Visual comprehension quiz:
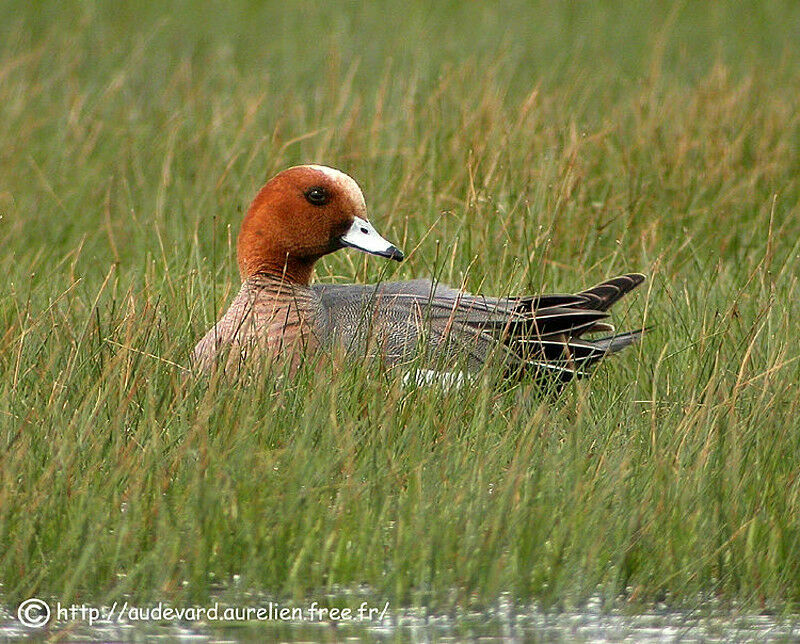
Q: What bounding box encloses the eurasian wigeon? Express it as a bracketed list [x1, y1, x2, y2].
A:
[192, 164, 646, 382]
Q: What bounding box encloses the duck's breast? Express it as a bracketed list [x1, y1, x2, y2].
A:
[194, 279, 322, 372]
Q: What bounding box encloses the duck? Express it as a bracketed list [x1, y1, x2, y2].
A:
[192, 164, 646, 383]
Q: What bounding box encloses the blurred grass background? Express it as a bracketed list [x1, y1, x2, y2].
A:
[2, 0, 800, 615]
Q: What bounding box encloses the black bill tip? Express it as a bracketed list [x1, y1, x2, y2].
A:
[381, 245, 404, 262]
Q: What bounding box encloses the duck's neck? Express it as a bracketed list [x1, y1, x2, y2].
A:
[240, 253, 316, 287]
[245, 267, 314, 293]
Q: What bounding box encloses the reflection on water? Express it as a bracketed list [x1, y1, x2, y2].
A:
[2, 595, 800, 642]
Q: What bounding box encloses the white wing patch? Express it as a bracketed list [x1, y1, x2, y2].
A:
[402, 369, 471, 390]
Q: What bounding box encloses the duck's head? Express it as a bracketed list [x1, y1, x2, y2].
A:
[237, 164, 403, 284]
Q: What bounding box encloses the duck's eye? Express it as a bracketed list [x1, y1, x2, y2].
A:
[304, 187, 329, 206]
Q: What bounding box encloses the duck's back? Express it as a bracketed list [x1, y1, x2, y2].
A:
[313, 274, 645, 381]
[313, 279, 477, 366]
[313, 278, 530, 370]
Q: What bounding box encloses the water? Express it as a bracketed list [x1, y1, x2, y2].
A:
[2, 594, 800, 642]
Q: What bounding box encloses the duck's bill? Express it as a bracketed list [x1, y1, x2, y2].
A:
[339, 217, 404, 261]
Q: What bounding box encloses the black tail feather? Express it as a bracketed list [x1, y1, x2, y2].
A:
[503, 274, 646, 383]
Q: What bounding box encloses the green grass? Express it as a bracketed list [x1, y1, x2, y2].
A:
[2, 0, 800, 616]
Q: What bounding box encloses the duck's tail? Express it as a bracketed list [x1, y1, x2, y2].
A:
[504, 273, 647, 383]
